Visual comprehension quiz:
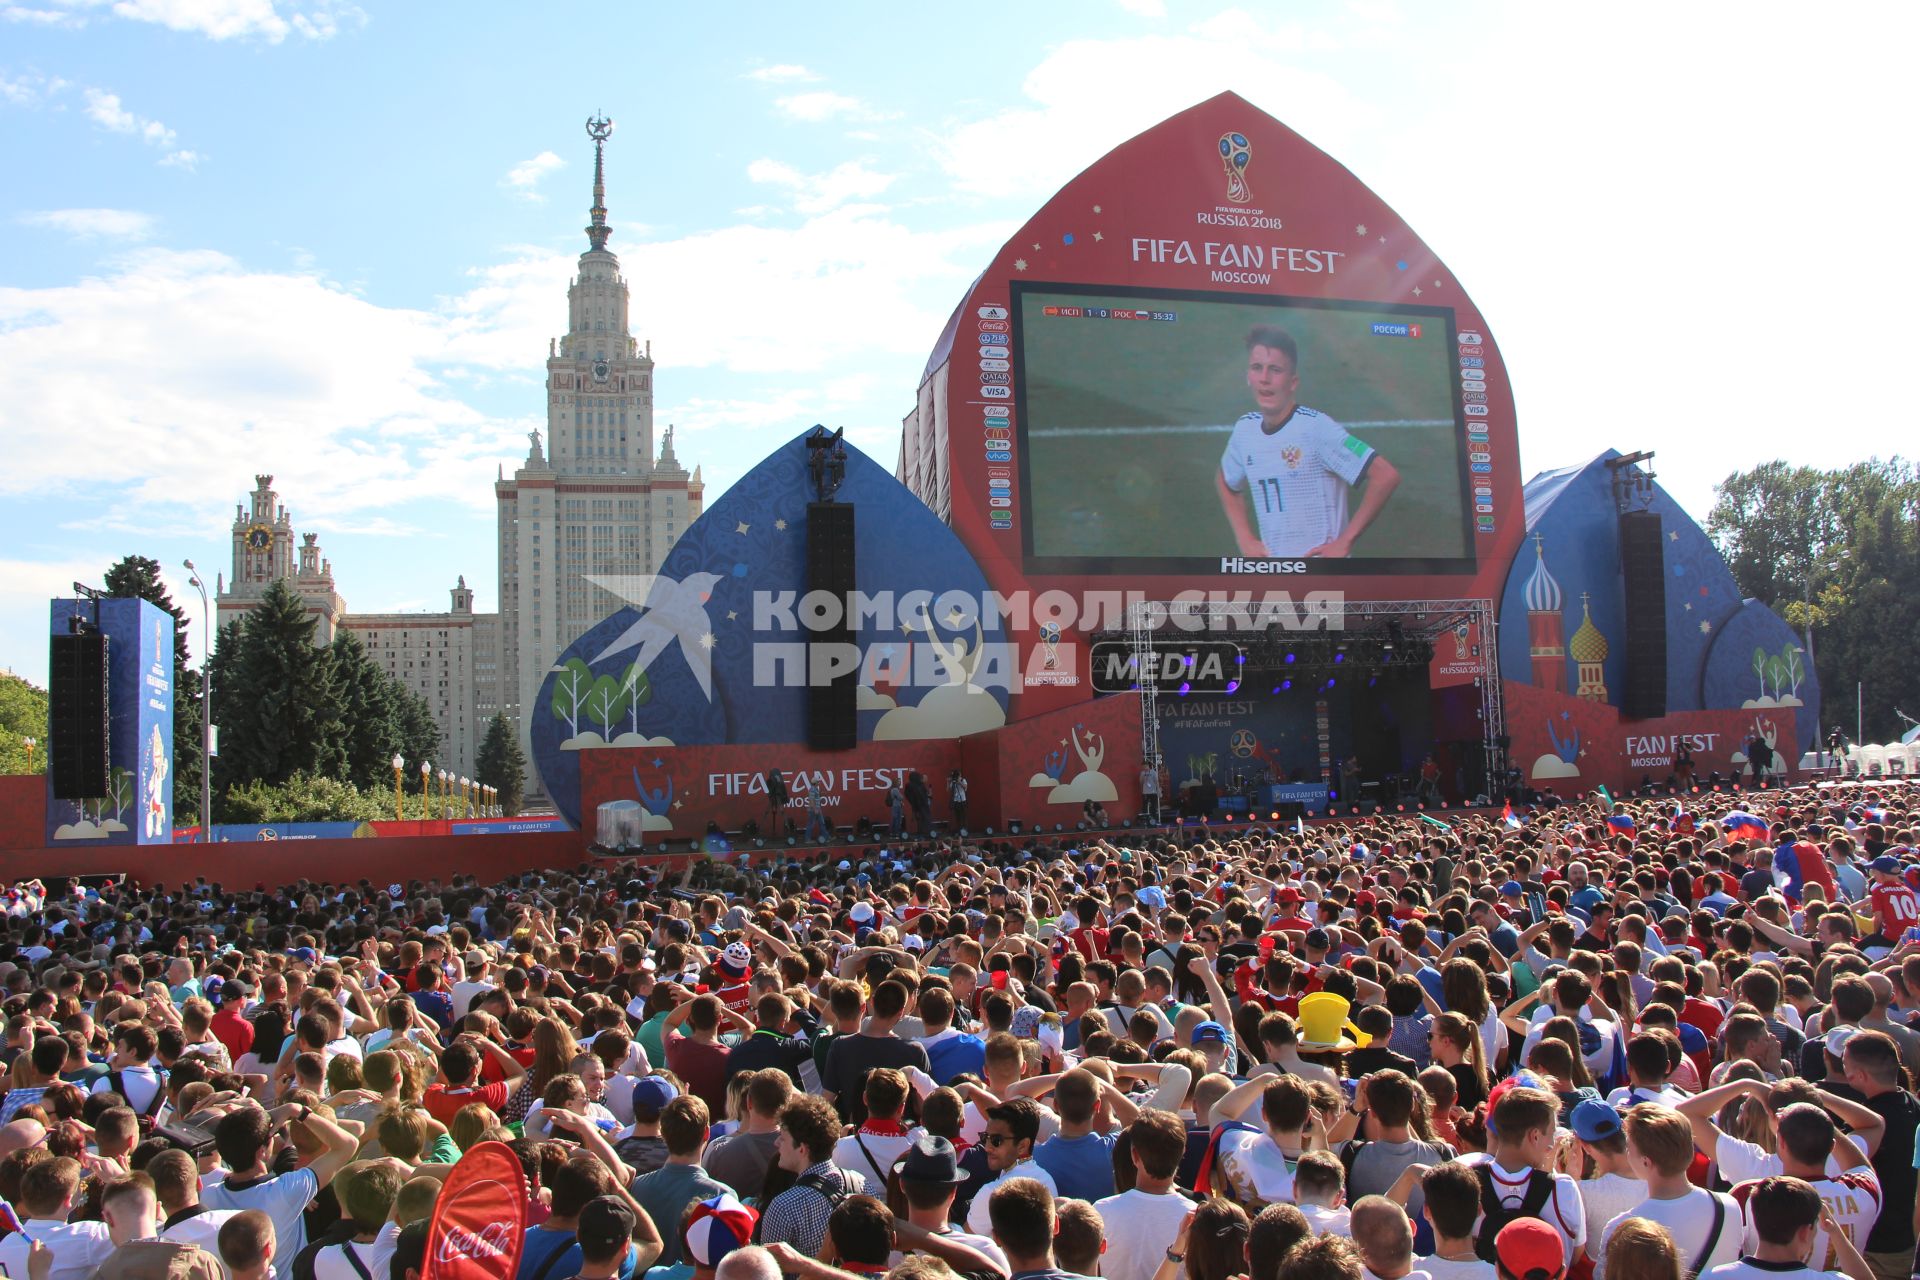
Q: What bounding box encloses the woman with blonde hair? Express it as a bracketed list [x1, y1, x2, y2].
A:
[1600, 1216, 1681, 1280]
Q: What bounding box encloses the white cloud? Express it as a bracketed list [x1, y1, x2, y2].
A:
[3, 0, 362, 40]
[17, 207, 155, 240]
[774, 90, 890, 123]
[1116, 0, 1165, 14]
[746, 63, 818, 83]
[82, 88, 189, 155]
[747, 157, 895, 215]
[159, 149, 201, 169]
[504, 150, 565, 201]
[935, 12, 1375, 199]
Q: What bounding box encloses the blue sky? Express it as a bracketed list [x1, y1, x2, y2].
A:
[3, 1, 1916, 685]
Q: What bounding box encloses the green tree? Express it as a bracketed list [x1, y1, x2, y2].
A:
[475, 712, 526, 816]
[392, 684, 442, 787]
[0, 673, 49, 775]
[221, 772, 387, 824]
[102, 554, 204, 816]
[330, 629, 405, 791]
[211, 579, 343, 791]
[1708, 457, 1920, 740]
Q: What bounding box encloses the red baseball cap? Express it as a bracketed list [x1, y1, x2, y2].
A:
[1275, 886, 1303, 904]
[1495, 1219, 1565, 1280]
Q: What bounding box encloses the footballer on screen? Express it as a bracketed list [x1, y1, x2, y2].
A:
[1216, 324, 1402, 558]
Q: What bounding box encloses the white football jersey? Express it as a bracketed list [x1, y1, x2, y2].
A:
[1219, 407, 1375, 555]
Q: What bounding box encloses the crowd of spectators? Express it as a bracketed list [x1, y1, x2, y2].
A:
[0, 776, 1917, 1280]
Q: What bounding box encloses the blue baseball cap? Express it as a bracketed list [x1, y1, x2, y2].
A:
[1500, 881, 1525, 897]
[1870, 855, 1904, 874]
[1569, 1099, 1623, 1143]
[1191, 1021, 1228, 1047]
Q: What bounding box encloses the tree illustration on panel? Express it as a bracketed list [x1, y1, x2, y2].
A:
[620, 662, 652, 736]
[551, 659, 592, 741]
[583, 672, 632, 741]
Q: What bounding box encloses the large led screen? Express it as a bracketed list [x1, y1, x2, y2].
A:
[1014, 283, 1478, 575]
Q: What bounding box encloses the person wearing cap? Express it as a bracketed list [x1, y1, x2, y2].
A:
[1563, 1100, 1640, 1264]
[1862, 854, 1918, 950]
[1492, 1219, 1566, 1280]
[893, 1133, 1009, 1274]
[210, 979, 255, 1064]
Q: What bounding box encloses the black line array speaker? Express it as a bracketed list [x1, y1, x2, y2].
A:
[1619, 510, 1668, 719]
[49, 631, 110, 799]
[806, 501, 858, 751]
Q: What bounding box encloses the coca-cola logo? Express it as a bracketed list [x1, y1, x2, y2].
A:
[437, 1218, 515, 1264]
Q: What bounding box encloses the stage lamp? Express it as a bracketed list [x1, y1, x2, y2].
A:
[1055, 823, 1064, 832]
[1177, 682, 1190, 696]
[753, 838, 764, 848]
[1270, 811, 1280, 820]
[1334, 652, 1346, 664]
[1396, 804, 1404, 812]
[1225, 680, 1239, 693]
[1271, 685, 1282, 695]
[1369, 676, 1378, 688]
[1325, 678, 1336, 689]
[1285, 652, 1296, 664]
[1282, 679, 1292, 690]
[787, 836, 796, 846]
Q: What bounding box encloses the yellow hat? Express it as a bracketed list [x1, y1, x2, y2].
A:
[1297, 991, 1370, 1052]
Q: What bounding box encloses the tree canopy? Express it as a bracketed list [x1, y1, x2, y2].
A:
[1707, 457, 1920, 741]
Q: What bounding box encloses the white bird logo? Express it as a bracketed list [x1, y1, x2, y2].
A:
[584, 571, 724, 700]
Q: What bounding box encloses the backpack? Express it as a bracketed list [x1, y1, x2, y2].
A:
[111, 1068, 166, 1137]
[752, 1167, 854, 1242]
[1472, 1164, 1556, 1263]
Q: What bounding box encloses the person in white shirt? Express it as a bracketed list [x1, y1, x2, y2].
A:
[1604, 1031, 1692, 1110]
[311, 1160, 405, 1280]
[1563, 1100, 1646, 1256]
[1208, 1073, 1315, 1210]
[201, 1102, 359, 1259]
[966, 1099, 1059, 1237]
[0, 1157, 115, 1280]
[89, 1022, 165, 1118]
[1596, 1104, 1741, 1278]
[1704, 1174, 1872, 1280]
[1292, 1151, 1351, 1236]
[1455, 1086, 1586, 1267]
[1095, 1111, 1194, 1280]
[1727, 1104, 1880, 1275]
[1415, 1165, 1496, 1280]
[150, 1148, 242, 1256]
[833, 1068, 917, 1190]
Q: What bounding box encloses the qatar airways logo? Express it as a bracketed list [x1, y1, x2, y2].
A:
[437, 1220, 515, 1264]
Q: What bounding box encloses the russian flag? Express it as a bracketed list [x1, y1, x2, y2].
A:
[1607, 813, 1636, 834]
[1722, 811, 1769, 842]
[0, 1197, 34, 1240]
[1502, 801, 1523, 830]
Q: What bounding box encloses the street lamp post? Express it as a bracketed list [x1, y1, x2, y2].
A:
[391, 755, 404, 821]
[183, 561, 212, 836]
[420, 761, 432, 818]
[460, 775, 471, 818]
[22, 736, 35, 769]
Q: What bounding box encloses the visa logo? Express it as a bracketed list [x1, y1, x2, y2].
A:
[1459, 356, 1484, 368]
[1464, 404, 1488, 416]
[978, 306, 1009, 320]
[981, 386, 1011, 398]
[1457, 331, 1484, 345]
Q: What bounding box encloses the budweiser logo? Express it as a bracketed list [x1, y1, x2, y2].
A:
[437, 1220, 515, 1264]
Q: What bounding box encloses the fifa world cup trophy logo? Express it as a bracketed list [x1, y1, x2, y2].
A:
[1039, 621, 1061, 671]
[1453, 622, 1472, 661]
[1218, 132, 1252, 205]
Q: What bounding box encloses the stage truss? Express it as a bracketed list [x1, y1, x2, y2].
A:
[1128, 597, 1506, 806]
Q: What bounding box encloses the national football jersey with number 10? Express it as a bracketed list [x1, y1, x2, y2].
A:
[1220, 407, 1375, 556]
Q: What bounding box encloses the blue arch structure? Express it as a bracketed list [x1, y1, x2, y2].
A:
[1496, 449, 1820, 754]
[531, 432, 1008, 829]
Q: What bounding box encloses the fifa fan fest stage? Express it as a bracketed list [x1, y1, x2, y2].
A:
[3, 92, 1823, 886]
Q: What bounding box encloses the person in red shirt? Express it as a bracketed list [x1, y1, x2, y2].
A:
[209, 982, 255, 1064]
[1265, 887, 1311, 935]
[664, 993, 748, 1114]
[711, 942, 756, 1016]
[1865, 853, 1919, 945]
[423, 1032, 527, 1125]
[1066, 895, 1110, 961]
